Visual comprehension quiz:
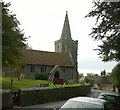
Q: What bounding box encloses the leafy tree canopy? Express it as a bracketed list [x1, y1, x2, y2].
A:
[84, 73, 98, 86]
[111, 63, 120, 86]
[86, 0, 120, 61]
[2, 2, 28, 66]
[100, 70, 106, 76]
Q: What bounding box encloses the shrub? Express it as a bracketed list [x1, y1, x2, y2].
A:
[34, 72, 48, 80]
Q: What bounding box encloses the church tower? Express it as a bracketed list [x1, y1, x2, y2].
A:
[55, 11, 78, 73]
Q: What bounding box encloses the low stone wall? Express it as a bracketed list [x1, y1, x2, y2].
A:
[1, 85, 91, 108]
[2, 91, 13, 109]
[94, 84, 113, 91]
[19, 85, 91, 106]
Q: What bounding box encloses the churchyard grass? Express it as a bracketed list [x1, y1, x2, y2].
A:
[1, 77, 81, 91]
[1, 77, 49, 91]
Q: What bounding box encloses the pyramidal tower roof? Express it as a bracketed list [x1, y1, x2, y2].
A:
[60, 11, 72, 40]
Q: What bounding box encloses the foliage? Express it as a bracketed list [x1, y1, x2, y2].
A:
[84, 73, 98, 86]
[100, 70, 106, 76]
[86, 0, 120, 61]
[2, 2, 28, 66]
[0, 2, 1, 33]
[111, 63, 120, 86]
[34, 72, 49, 80]
[10, 62, 24, 75]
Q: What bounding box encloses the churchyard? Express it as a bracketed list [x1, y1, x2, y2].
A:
[1, 77, 81, 91]
[2, 76, 91, 109]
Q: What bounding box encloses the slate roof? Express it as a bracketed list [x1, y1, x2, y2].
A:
[20, 49, 73, 67]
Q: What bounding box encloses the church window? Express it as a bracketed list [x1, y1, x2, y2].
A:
[31, 66, 35, 72]
[40, 66, 46, 73]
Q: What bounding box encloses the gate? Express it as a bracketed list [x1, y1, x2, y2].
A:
[12, 91, 20, 105]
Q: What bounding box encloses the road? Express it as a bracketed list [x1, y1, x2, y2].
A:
[14, 100, 66, 109]
[13, 89, 114, 109]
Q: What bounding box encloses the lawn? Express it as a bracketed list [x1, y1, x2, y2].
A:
[1, 77, 81, 91]
[1, 77, 50, 91]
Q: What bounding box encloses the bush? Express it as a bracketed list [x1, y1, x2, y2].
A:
[34, 73, 48, 80]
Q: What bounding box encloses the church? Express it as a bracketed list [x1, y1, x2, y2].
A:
[4, 12, 78, 82]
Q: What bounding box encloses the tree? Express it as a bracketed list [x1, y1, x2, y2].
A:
[100, 70, 106, 76]
[86, 1, 120, 61]
[2, 2, 28, 66]
[84, 73, 98, 86]
[111, 63, 120, 93]
[0, 2, 2, 64]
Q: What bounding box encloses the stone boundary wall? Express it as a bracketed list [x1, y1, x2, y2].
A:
[2, 91, 13, 109]
[19, 85, 91, 106]
[2, 85, 91, 108]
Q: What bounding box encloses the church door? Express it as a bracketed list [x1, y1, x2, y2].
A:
[54, 71, 60, 79]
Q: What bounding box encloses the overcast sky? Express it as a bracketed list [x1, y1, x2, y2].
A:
[3, 0, 117, 75]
